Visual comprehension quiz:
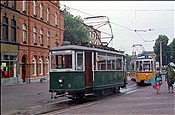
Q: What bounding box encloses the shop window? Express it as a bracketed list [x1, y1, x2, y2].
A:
[1, 54, 17, 78]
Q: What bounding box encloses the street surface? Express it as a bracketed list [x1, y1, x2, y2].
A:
[44, 80, 175, 115]
[1, 76, 175, 115]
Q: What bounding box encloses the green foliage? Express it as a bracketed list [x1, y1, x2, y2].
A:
[63, 9, 90, 44]
[169, 38, 175, 63]
[125, 54, 132, 71]
[153, 35, 175, 65]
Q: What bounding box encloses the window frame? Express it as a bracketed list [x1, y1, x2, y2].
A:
[22, 24, 27, 43]
[11, 19, 16, 42]
[33, 26, 37, 44]
[33, 0, 36, 16]
[22, 0, 26, 11]
[2, 16, 8, 41]
[40, 3, 43, 18]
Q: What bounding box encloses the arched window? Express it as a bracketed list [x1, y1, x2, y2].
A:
[22, 24, 27, 43]
[22, 0, 26, 11]
[46, 8, 50, 22]
[55, 12, 58, 26]
[47, 32, 50, 46]
[39, 57, 43, 75]
[2, 16, 8, 41]
[11, 19, 16, 42]
[46, 58, 49, 74]
[40, 29, 43, 45]
[33, 26, 37, 44]
[32, 56, 37, 75]
[40, 3, 43, 18]
[33, 0, 36, 15]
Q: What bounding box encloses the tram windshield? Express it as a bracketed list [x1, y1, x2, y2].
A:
[51, 50, 72, 69]
[136, 60, 153, 72]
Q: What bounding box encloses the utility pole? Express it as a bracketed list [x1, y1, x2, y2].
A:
[160, 41, 162, 70]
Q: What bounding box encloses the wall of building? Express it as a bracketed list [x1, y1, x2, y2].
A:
[1, 1, 64, 85]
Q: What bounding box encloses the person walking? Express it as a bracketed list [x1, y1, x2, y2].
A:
[155, 67, 162, 94]
[166, 63, 175, 93]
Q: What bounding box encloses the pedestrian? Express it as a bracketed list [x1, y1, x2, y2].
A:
[166, 63, 175, 93]
[155, 67, 162, 94]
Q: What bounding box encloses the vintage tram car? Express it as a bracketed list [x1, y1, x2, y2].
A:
[49, 43, 127, 100]
[130, 55, 156, 86]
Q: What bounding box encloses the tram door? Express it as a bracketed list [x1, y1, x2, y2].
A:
[85, 52, 93, 87]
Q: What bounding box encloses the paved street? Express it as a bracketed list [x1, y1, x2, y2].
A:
[46, 80, 175, 115]
[1, 77, 175, 115]
[1, 81, 67, 115]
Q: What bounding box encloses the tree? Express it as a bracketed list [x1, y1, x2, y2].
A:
[125, 54, 132, 71]
[168, 38, 175, 63]
[63, 8, 90, 44]
[153, 35, 169, 65]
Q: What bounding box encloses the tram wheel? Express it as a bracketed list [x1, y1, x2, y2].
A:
[113, 87, 120, 94]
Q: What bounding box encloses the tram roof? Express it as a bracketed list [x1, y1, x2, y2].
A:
[50, 45, 125, 56]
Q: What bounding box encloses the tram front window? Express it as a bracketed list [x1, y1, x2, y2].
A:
[143, 63, 151, 71]
[51, 50, 72, 69]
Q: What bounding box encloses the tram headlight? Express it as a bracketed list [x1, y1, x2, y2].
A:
[58, 76, 64, 83]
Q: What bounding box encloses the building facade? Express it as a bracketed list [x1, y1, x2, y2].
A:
[1, 1, 64, 85]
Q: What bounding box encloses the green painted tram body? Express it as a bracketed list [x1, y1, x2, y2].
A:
[50, 71, 124, 91]
[49, 44, 127, 99]
[50, 72, 85, 91]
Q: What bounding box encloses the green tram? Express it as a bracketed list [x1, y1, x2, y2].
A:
[49, 43, 127, 100]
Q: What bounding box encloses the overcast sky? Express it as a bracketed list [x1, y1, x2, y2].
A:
[60, 1, 174, 55]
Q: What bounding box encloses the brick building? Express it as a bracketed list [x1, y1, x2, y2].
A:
[1, 1, 64, 85]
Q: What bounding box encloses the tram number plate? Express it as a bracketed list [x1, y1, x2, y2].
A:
[144, 80, 150, 83]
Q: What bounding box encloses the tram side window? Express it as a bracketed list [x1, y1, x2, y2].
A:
[97, 55, 106, 70]
[51, 54, 72, 69]
[107, 54, 116, 70]
[76, 52, 83, 70]
[131, 63, 134, 71]
[116, 58, 122, 70]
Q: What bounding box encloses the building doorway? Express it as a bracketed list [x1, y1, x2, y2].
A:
[22, 55, 27, 82]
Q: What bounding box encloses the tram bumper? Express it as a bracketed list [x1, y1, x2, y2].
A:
[144, 79, 150, 84]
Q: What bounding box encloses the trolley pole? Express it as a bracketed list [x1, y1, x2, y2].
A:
[160, 41, 162, 70]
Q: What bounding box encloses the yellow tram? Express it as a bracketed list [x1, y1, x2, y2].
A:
[130, 55, 156, 86]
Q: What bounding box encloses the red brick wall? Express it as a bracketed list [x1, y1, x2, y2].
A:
[1, 1, 64, 82]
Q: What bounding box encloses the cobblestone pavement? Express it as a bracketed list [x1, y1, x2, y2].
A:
[2, 76, 174, 115]
[1, 82, 66, 115]
[46, 80, 175, 115]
